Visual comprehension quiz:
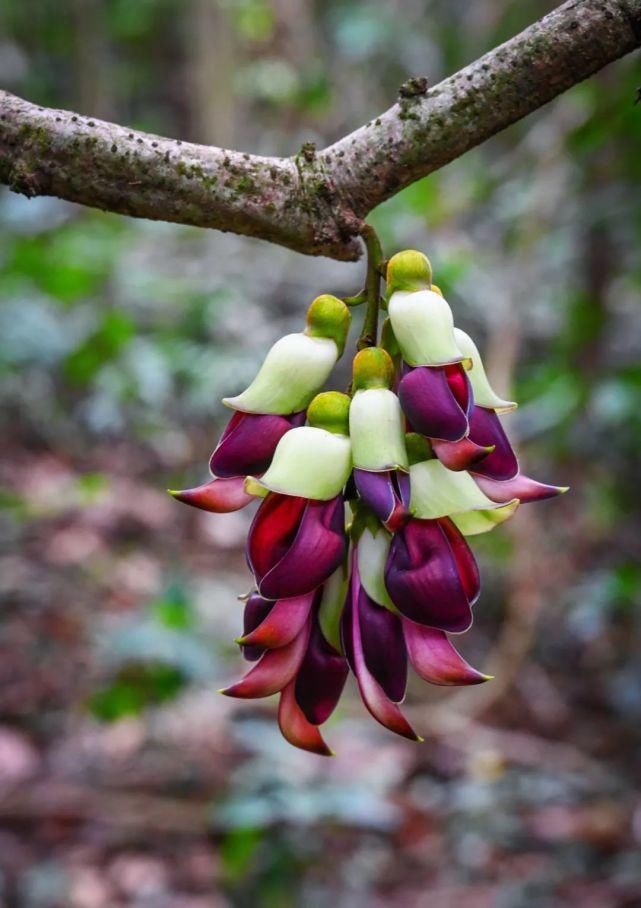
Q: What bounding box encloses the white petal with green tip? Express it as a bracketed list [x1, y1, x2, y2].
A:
[349, 389, 408, 472]
[358, 527, 397, 611]
[388, 289, 464, 366]
[454, 328, 516, 413]
[410, 459, 518, 531]
[223, 333, 337, 415]
[254, 426, 352, 500]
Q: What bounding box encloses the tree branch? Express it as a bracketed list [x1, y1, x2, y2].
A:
[1, 0, 640, 261]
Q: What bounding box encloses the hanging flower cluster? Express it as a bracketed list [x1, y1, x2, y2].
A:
[171, 250, 566, 755]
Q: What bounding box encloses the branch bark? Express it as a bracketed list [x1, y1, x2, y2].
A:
[1, 0, 640, 260]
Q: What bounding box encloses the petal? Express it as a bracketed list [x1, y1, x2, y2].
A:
[353, 469, 410, 529]
[385, 519, 473, 633]
[358, 593, 407, 702]
[220, 618, 311, 698]
[247, 493, 307, 582]
[237, 591, 315, 649]
[168, 477, 254, 513]
[210, 410, 305, 479]
[278, 680, 333, 756]
[349, 389, 408, 471]
[255, 426, 352, 501]
[402, 619, 490, 686]
[410, 459, 515, 521]
[251, 496, 348, 600]
[431, 436, 494, 472]
[240, 592, 274, 661]
[438, 517, 481, 605]
[388, 289, 464, 366]
[342, 564, 421, 741]
[357, 525, 396, 611]
[295, 614, 349, 724]
[454, 328, 516, 412]
[474, 473, 569, 503]
[223, 332, 338, 415]
[318, 564, 349, 654]
[398, 366, 469, 442]
[468, 407, 519, 481]
[451, 500, 519, 536]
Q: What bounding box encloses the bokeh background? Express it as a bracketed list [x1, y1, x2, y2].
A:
[1, 1, 641, 906]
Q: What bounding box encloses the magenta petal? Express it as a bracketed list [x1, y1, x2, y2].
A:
[474, 473, 567, 503]
[353, 469, 410, 530]
[210, 410, 305, 478]
[221, 618, 311, 699]
[468, 407, 518, 481]
[239, 591, 315, 649]
[358, 593, 407, 702]
[251, 495, 347, 601]
[431, 436, 494, 472]
[294, 613, 348, 725]
[342, 561, 421, 741]
[169, 477, 253, 512]
[439, 517, 481, 606]
[385, 519, 473, 633]
[278, 680, 333, 756]
[240, 592, 274, 661]
[402, 618, 490, 686]
[398, 365, 469, 442]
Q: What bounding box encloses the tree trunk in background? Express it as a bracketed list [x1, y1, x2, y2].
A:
[187, 0, 237, 147]
[70, 0, 115, 121]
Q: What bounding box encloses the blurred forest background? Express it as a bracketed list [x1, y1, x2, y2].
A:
[1, 1, 641, 906]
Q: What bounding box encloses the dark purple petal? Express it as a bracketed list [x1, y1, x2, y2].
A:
[278, 680, 333, 756]
[210, 410, 305, 478]
[358, 593, 407, 702]
[474, 473, 569, 503]
[402, 618, 490, 686]
[385, 519, 473, 633]
[353, 469, 410, 530]
[240, 592, 274, 661]
[398, 365, 469, 442]
[468, 406, 518, 481]
[238, 591, 315, 650]
[431, 436, 494, 472]
[294, 612, 348, 725]
[221, 617, 311, 698]
[248, 494, 347, 600]
[169, 477, 254, 512]
[341, 555, 421, 741]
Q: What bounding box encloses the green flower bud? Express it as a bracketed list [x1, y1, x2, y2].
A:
[352, 346, 395, 392]
[386, 249, 432, 299]
[307, 391, 351, 436]
[305, 294, 352, 357]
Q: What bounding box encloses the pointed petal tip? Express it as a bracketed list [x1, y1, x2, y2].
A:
[559, 486, 570, 494]
[481, 673, 494, 681]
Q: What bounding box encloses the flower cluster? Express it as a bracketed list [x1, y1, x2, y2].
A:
[171, 251, 566, 755]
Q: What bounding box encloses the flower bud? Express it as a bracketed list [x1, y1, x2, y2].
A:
[305, 294, 352, 357]
[409, 459, 519, 534]
[386, 250, 433, 297]
[307, 390, 351, 436]
[249, 420, 351, 501]
[454, 328, 516, 413]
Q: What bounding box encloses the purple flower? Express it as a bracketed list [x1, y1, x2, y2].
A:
[398, 362, 473, 441]
[353, 468, 411, 531]
[384, 517, 479, 632]
[247, 492, 347, 600]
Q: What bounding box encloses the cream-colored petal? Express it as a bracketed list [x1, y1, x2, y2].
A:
[452, 500, 519, 535]
[357, 526, 397, 611]
[349, 388, 408, 472]
[254, 426, 352, 500]
[223, 333, 337, 415]
[454, 328, 517, 413]
[388, 289, 464, 366]
[410, 459, 518, 528]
